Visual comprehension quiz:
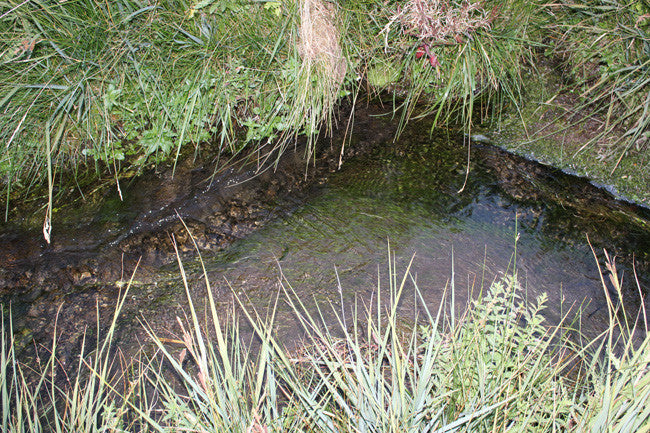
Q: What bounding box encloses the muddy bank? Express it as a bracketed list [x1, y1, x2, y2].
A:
[2, 107, 390, 284]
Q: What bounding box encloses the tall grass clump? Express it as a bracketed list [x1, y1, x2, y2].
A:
[544, 0, 650, 173]
[572, 249, 650, 432]
[258, 261, 577, 431]
[3, 247, 649, 431]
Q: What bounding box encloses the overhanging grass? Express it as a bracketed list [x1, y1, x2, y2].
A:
[360, 0, 540, 136]
[1, 0, 349, 213]
[1, 0, 541, 223]
[3, 1, 649, 225]
[2, 249, 648, 432]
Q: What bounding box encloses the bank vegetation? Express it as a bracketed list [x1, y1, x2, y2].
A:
[1, 0, 649, 228]
[2, 249, 649, 432]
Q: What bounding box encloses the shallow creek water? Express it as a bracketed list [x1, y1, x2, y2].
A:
[1, 108, 649, 365]
[192, 129, 650, 344]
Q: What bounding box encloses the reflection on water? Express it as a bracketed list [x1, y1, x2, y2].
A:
[191, 128, 649, 342]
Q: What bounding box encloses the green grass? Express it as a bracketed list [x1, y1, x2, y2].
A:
[9, 0, 649, 214]
[7, 0, 650, 216]
[543, 0, 650, 173]
[1, 0, 542, 222]
[1, 0, 349, 215]
[2, 246, 649, 432]
[2, 1, 649, 220]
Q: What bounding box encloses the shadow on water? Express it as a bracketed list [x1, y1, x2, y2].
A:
[1, 106, 649, 368]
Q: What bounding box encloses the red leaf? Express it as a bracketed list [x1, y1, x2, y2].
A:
[429, 52, 440, 68]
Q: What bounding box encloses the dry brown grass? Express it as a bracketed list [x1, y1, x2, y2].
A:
[298, 0, 346, 85]
[389, 0, 494, 44]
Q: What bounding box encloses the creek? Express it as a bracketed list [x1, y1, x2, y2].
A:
[1, 106, 649, 366]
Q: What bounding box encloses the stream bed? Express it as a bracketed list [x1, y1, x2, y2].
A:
[1, 107, 649, 367]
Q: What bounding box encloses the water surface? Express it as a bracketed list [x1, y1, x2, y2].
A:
[176, 126, 650, 343]
[2, 112, 649, 361]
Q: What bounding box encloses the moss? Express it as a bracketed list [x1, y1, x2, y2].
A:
[483, 64, 650, 207]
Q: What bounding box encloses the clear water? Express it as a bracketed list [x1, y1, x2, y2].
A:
[177, 128, 650, 342]
[3, 114, 649, 359]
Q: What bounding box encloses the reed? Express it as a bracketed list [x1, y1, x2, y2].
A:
[2, 246, 648, 431]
